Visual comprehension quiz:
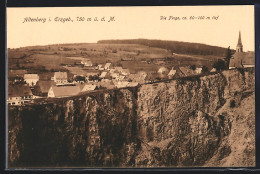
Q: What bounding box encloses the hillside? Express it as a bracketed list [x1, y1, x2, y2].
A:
[8, 41, 225, 75]
[98, 39, 234, 57]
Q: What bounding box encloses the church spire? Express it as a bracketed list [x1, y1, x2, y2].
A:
[236, 31, 243, 52]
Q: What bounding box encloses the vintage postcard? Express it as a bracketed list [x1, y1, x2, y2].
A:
[6, 6, 255, 168]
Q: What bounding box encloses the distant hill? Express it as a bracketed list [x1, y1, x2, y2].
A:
[98, 39, 234, 57]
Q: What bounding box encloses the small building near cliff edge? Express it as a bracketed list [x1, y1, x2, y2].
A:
[8, 84, 33, 105]
[48, 85, 81, 98]
[229, 31, 255, 69]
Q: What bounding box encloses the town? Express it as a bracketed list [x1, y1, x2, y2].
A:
[8, 32, 254, 106]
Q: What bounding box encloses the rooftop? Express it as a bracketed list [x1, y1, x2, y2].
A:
[8, 84, 32, 97]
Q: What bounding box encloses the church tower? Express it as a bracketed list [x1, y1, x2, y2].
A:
[236, 31, 243, 52]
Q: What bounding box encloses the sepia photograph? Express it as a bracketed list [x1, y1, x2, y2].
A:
[6, 6, 255, 168]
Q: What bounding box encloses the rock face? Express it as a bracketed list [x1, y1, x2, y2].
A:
[8, 68, 255, 168]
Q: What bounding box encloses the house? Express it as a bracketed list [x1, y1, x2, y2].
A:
[195, 67, 202, 74]
[121, 69, 130, 76]
[104, 63, 112, 70]
[118, 75, 127, 80]
[9, 69, 28, 77]
[99, 71, 109, 79]
[210, 68, 216, 72]
[96, 81, 115, 89]
[81, 59, 93, 67]
[53, 72, 68, 84]
[113, 81, 129, 88]
[158, 67, 169, 74]
[129, 71, 148, 84]
[97, 64, 104, 70]
[179, 66, 196, 77]
[229, 32, 255, 69]
[8, 84, 33, 105]
[138, 71, 148, 80]
[158, 67, 169, 79]
[168, 69, 176, 77]
[33, 80, 55, 97]
[114, 66, 123, 73]
[127, 82, 139, 87]
[81, 84, 97, 92]
[24, 74, 39, 86]
[110, 72, 120, 80]
[85, 70, 100, 77]
[113, 81, 139, 88]
[168, 67, 185, 79]
[48, 85, 81, 98]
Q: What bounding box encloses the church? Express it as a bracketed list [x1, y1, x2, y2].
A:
[229, 31, 254, 69]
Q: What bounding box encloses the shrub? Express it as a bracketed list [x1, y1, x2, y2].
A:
[213, 59, 227, 71]
[202, 66, 209, 73]
[189, 65, 196, 70]
[230, 100, 236, 108]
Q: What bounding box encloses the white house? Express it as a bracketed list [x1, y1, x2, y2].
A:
[158, 67, 169, 74]
[195, 68, 202, 74]
[53, 72, 68, 84]
[168, 69, 176, 77]
[99, 72, 108, 79]
[104, 63, 112, 70]
[97, 64, 104, 70]
[114, 66, 123, 73]
[110, 72, 119, 79]
[81, 59, 93, 67]
[24, 74, 39, 86]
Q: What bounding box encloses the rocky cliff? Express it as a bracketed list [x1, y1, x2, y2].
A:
[8, 68, 255, 168]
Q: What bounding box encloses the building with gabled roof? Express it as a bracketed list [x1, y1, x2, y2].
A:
[24, 74, 39, 86]
[158, 67, 169, 74]
[34, 80, 55, 97]
[210, 68, 216, 72]
[48, 85, 81, 98]
[81, 59, 93, 67]
[114, 66, 123, 72]
[97, 64, 104, 70]
[168, 69, 176, 77]
[8, 84, 33, 105]
[53, 72, 68, 84]
[195, 67, 202, 74]
[99, 71, 109, 79]
[96, 81, 115, 89]
[104, 63, 112, 70]
[9, 69, 28, 77]
[121, 69, 130, 76]
[81, 84, 97, 92]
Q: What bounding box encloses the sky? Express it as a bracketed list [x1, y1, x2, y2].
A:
[7, 6, 254, 51]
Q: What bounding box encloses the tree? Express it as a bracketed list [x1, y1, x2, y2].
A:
[224, 46, 232, 69]
[74, 76, 85, 82]
[189, 65, 196, 70]
[213, 59, 226, 71]
[201, 66, 209, 73]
